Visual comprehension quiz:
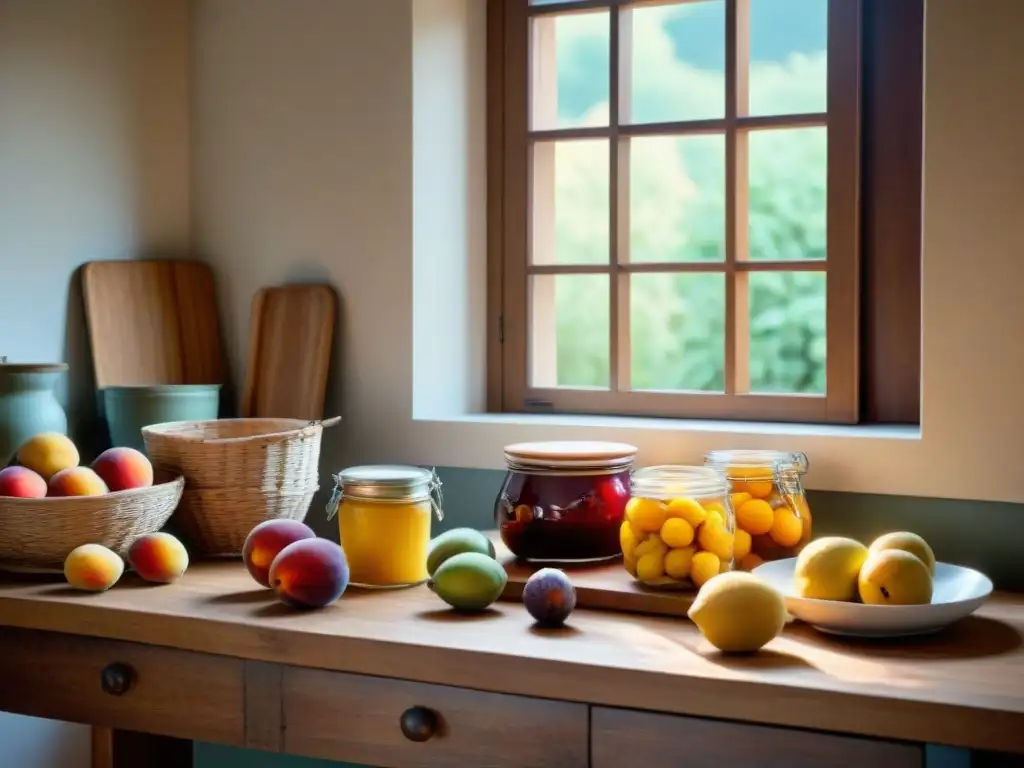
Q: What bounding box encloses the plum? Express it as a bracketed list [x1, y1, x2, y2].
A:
[522, 568, 576, 627]
[270, 538, 349, 609]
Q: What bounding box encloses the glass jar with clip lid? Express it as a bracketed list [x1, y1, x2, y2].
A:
[327, 465, 443, 588]
[704, 449, 812, 567]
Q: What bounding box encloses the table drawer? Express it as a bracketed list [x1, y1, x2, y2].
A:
[283, 667, 588, 767]
[592, 707, 923, 768]
[0, 627, 244, 745]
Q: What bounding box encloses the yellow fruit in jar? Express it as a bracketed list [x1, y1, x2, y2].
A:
[867, 531, 936, 576]
[697, 521, 734, 562]
[858, 550, 933, 605]
[738, 552, 764, 571]
[730, 491, 752, 509]
[733, 528, 752, 561]
[664, 547, 695, 580]
[636, 551, 666, 582]
[666, 497, 707, 528]
[634, 533, 668, 559]
[794, 536, 869, 601]
[744, 480, 774, 499]
[688, 572, 788, 653]
[690, 551, 721, 588]
[768, 507, 804, 548]
[619, 520, 638, 560]
[623, 553, 638, 576]
[735, 498, 773, 536]
[660, 518, 694, 548]
[626, 497, 668, 533]
[704, 508, 725, 528]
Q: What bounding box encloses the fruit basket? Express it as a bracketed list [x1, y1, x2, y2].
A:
[142, 417, 339, 556]
[0, 473, 184, 571]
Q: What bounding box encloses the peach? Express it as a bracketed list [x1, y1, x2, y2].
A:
[243, 519, 317, 588]
[0, 466, 47, 498]
[128, 532, 189, 583]
[269, 538, 349, 609]
[64, 543, 124, 592]
[92, 447, 153, 492]
[47, 466, 108, 497]
[17, 432, 79, 481]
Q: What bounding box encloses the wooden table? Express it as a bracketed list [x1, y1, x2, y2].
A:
[0, 563, 1021, 767]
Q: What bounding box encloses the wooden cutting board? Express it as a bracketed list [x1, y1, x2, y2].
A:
[241, 284, 337, 420]
[490, 533, 697, 618]
[82, 259, 226, 388]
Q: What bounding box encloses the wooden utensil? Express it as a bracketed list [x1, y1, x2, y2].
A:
[82, 259, 226, 387]
[241, 284, 337, 420]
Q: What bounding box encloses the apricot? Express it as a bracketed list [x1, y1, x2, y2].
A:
[128, 532, 189, 583]
[17, 432, 79, 481]
[269, 538, 349, 609]
[243, 519, 317, 588]
[64, 543, 124, 592]
[48, 466, 108, 497]
[0, 466, 47, 498]
[92, 447, 153, 492]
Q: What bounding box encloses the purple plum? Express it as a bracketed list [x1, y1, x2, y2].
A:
[523, 567, 577, 627]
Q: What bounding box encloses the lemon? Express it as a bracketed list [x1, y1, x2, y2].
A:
[690, 551, 720, 588]
[664, 547, 695, 579]
[733, 528, 752, 561]
[626, 497, 668, 533]
[858, 550, 933, 605]
[794, 537, 869, 601]
[735, 498, 774, 535]
[697, 520, 734, 561]
[619, 521, 638, 560]
[636, 551, 666, 582]
[688, 572, 787, 653]
[660, 518, 694, 548]
[769, 507, 804, 548]
[868, 532, 936, 576]
[666, 497, 707, 528]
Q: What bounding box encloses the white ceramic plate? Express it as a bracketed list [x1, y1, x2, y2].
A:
[752, 558, 993, 638]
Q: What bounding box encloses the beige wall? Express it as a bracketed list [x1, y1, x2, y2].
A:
[0, 0, 193, 450]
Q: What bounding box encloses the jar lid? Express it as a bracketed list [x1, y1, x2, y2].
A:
[337, 465, 435, 500]
[632, 465, 730, 499]
[705, 449, 809, 475]
[503, 441, 638, 470]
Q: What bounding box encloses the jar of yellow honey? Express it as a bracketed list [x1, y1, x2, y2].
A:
[327, 465, 443, 589]
[704, 449, 811, 568]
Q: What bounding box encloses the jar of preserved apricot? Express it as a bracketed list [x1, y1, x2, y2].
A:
[495, 441, 636, 563]
[704, 450, 811, 569]
[623, 466, 734, 590]
[327, 465, 443, 589]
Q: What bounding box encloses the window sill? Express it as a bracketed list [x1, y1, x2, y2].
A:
[396, 411, 966, 501]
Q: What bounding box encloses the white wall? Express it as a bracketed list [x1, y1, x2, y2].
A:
[0, 0, 193, 446]
[0, 1, 192, 764]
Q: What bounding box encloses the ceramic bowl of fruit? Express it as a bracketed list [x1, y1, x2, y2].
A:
[752, 532, 993, 638]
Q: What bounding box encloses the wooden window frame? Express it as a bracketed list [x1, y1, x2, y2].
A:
[487, 0, 922, 425]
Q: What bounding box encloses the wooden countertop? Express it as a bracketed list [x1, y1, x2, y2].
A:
[0, 564, 1022, 755]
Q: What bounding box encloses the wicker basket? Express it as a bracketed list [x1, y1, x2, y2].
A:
[0, 474, 184, 571]
[141, 417, 339, 556]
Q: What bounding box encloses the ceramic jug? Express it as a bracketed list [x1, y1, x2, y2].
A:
[0, 359, 69, 466]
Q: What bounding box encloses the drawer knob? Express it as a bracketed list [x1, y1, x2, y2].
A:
[399, 706, 438, 742]
[100, 663, 135, 696]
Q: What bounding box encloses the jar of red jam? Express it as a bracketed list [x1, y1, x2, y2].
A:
[495, 441, 637, 563]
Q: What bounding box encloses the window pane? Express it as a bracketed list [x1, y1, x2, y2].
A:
[630, 272, 724, 392]
[628, 1, 725, 124]
[532, 139, 609, 265]
[530, 274, 609, 389]
[630, 134, 725, 263]
[747, 127, 826, 261]
[748, 271, 826, 394]
[747, 0, 828, 116]
[530, 11, 609, 130]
